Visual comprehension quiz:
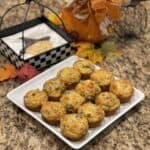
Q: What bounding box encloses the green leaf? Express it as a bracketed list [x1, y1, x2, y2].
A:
[100, 41, 118, 57]
[105, 51, 123, 62]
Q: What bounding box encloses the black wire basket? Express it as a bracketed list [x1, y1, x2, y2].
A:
[0, 0, 75, 69]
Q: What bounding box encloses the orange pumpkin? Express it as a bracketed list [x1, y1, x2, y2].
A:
[61, 0, 123, 43]
[62, 8, 105, 43]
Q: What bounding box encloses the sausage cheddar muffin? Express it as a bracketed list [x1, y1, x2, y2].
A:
[41, 101, 66, 125]
[73, 60, 95, 79]
[96, 92, 120, 115]
[43, 78, 65, 100]
[78, 103, 105, 127]
[24, 89, 48, 111]
[75, 80, 101, 100]
[60, 91, 86, 113]
[60, 114, 89, 140]
[57, 67, 81, 88]
[90, 68, 113, 90]
[110, 80, 134, 103]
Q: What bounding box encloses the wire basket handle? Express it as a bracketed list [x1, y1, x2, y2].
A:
[0, 2, 26, 30]
[33, 0, 67, 31]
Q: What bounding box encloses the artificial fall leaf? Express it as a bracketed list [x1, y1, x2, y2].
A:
[105, 51, 123, 61]
[47, 13, 62, 25]
[74, 42, 94, 49]
[99, 41, 123, 61]
[0, 68, 10, 81]
[76, 48, 92, 58]
[0, 64, 18, 82]
[17, 64, 39, 83]
[100, 41, 118, 57]
[88, 50, 103, 64]
[75, 42, 103, 64]
[5, 64, 18, 79]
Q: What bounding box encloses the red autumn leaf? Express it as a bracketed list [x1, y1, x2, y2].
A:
[18, 64, 39, 83]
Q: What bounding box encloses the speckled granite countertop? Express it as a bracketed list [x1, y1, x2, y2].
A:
[0, 1, 150, 150]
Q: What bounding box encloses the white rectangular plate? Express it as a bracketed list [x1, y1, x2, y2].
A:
[7, 56, 144, 149]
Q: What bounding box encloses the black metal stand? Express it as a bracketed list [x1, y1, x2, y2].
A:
[0, 0, 66, 59]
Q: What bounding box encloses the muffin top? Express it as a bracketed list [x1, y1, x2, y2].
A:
[57, 67, 81, 87]
[73, 60, 95, 78]
[75, 80, 101, 100]
[109, 80, 134, 102]
[60, 91, 86, 113]
[24, 89, 48, 111]
[90, 68, 113, 88]
[41, 101, 66, 124]
[60, 114, 89, 140]
[78, 102, 105, 127]
[43, 78, 65, 100]
[96, 92, 120, 115]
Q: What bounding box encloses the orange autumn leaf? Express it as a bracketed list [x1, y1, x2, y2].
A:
[5, 64, 18, 79]
[0, 64, 18, 81]
[0, 68, 10, 81]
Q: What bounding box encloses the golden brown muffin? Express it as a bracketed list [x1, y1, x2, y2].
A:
[90, 68, 113, 90]
[109, 80, 134, 103]
[43, 78, 65, 100]
[60, 91, 86, 113]
[96, 92, 120, 115]
[60, 114, 88, 140]
[41, 101, 66, 125]
[24, 89, 48, 111]
[73, 60, 95, 79]
[78, 103, 105, 127]
[57, 67, 81, 88]
[75, 80, 101, 100]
